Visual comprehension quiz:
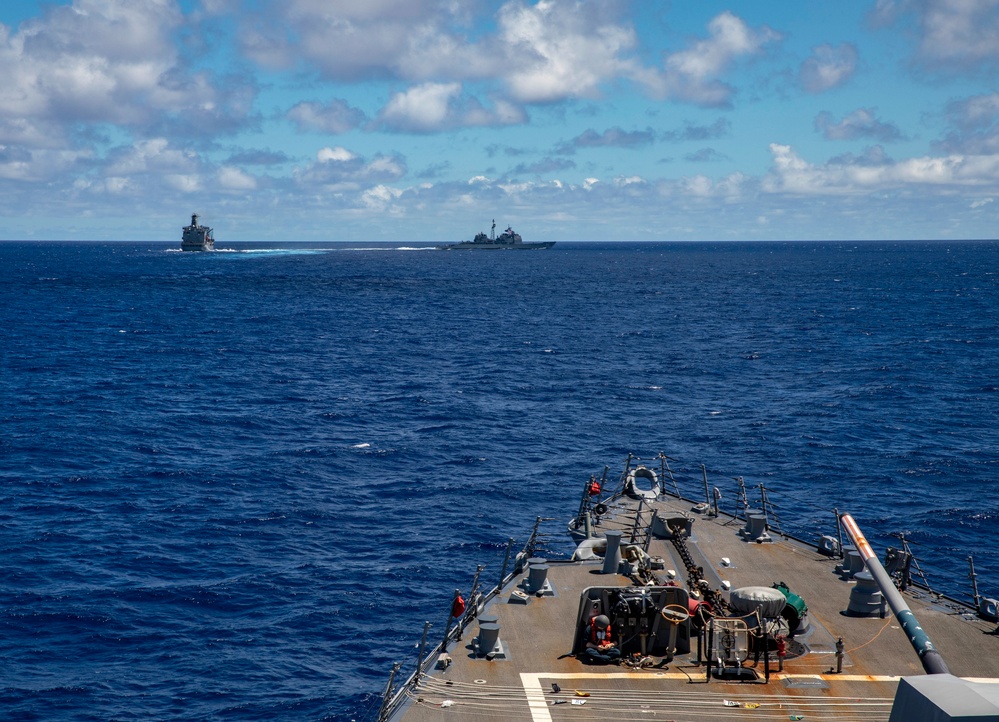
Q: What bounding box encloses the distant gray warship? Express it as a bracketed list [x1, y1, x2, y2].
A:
[437, 220, 554, 250]
[180, 213, 215, 251]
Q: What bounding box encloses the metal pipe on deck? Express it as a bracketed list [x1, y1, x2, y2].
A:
[839, 513, 950, 675]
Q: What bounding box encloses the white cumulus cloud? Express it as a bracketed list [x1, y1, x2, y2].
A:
[295, 145, 406, 187]
[376, 82, 526, 132]
[872, 0, 999, 71]
[218, 166, 257, 191]
[0, 0, 252, 147]
[317, 146, 357, 163]
[765, 142, 999, 195]
[641, 12, 781, 107]
[497, 0, 638, 102]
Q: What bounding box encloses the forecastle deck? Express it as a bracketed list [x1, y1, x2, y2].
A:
[383, 491, 999, 721]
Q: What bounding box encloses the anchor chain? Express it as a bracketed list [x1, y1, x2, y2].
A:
[668, 521, 729, 614]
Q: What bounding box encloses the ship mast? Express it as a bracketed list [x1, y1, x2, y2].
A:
[491, 219, 496, 240]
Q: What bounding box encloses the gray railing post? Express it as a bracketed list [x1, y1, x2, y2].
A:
[413, 621, 432, 685]
[376, 662, 402, 722]
[498, 537, 515, 590]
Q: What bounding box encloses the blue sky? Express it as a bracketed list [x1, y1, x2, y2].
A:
[2, 0, 999, 241]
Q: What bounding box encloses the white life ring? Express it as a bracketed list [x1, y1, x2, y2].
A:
[625, 466, 659, 500]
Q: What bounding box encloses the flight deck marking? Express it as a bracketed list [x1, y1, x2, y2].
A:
[520, 674, 551, 722]
[519, 671, 903, 722]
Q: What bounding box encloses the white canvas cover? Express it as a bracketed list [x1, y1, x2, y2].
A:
[727, 586, 787, 618]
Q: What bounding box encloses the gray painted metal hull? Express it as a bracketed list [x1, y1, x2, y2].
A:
[437, 241, 555, 250]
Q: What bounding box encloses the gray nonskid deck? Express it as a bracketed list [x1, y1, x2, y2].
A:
[393, 494, 999, 721]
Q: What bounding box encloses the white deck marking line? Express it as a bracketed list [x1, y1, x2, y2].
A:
[520, 674, 552, 722]
[519, 671, 906, 722]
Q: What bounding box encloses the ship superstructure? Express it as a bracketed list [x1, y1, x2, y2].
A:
[438, 220, 554, 250]
[181, 213, 215, 251]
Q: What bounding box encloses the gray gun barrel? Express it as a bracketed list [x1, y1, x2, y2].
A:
[840, 514, 949, 675]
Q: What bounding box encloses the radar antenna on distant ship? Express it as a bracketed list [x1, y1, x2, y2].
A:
[181, 213, 215, 252]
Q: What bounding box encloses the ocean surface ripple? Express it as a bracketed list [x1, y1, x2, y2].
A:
[1, 240, 997, 720]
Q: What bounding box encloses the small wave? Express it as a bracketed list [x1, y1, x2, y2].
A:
[333, 246, 435, 252]
[229, 248, 331, 255]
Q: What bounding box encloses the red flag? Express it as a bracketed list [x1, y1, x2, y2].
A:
[451, 594, 466, 618]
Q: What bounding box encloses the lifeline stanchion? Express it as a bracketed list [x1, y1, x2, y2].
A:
[376, 662, 402, 722]
[736, 476, 748, 521]
[457, 565, 485, 641]
[970, 555, 981, 609]
[413, 621, 432, 685]
[659, 453, 681, 497]
[497, 537, 515, 591]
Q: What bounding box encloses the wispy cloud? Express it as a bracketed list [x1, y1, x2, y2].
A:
[815, 108, 904, 142]
[935, 92, 999, 153]
[555, 127, 658, 155]
[661, 118, 731, 142]
[684, 148, 729, 163]
[510, 156, 577, 175]
[287, 100, 368, 134]
[799, 43, 858, 93]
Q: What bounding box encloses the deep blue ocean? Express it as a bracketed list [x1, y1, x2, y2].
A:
[1, 240, 997, 720]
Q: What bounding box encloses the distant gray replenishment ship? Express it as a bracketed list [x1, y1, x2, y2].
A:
[180, 213, 215, 251]
[437, 220, 554, 250]
[373, 452, 999, 722]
